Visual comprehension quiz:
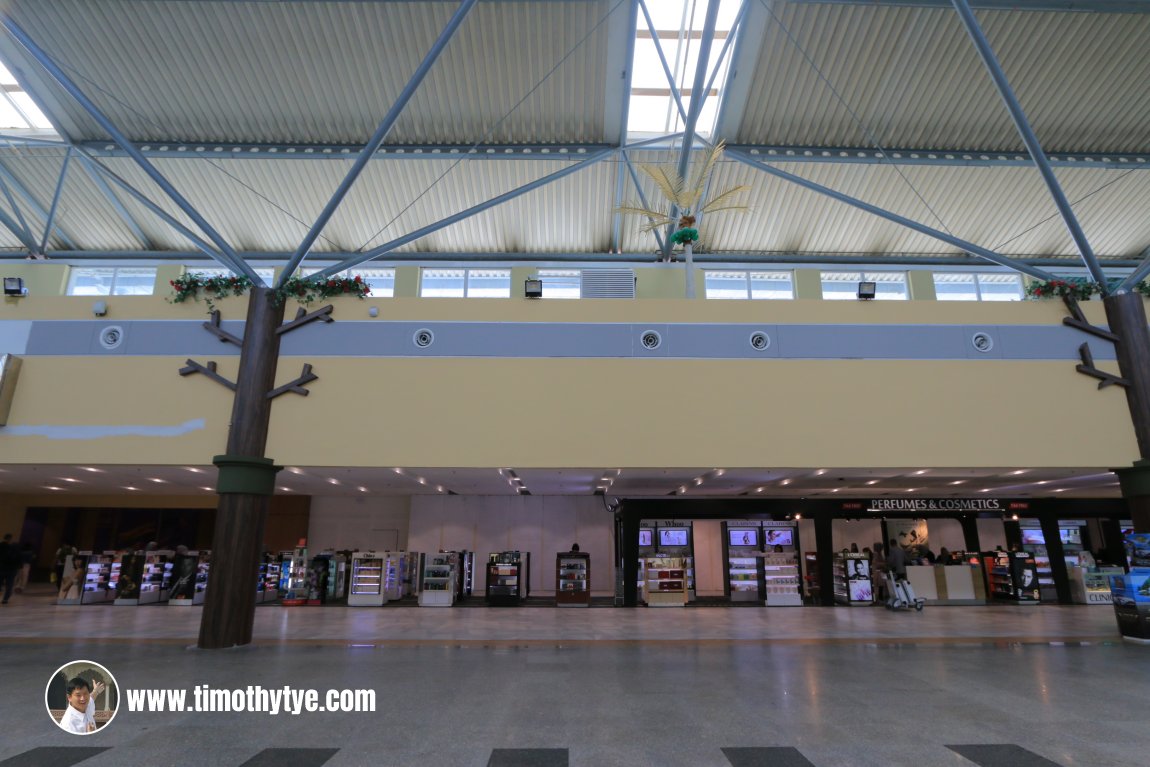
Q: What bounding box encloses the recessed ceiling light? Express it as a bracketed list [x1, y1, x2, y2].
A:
[148, 478, 166, 483]
[905, 488, 915, 492]
[185, 467, 203, 474]
[1054, 488, 1067, 493]
[1037, 480, 1048, 485]
[288, 467, 304, 475]
[418, 478, 427, 485]
[278, 487, 292, 492]
[327, 478, 341, 485]
[815, 469, 827, 475]
[794, 513, 802, 520]
[45, 486, 63, 491]
[80, 467, 103, 473]
[436, 486, 445, 493]
[125, 486, 139, 491]
[866, 480, 879, 485]
[201, 486, 214, 492]
[394, 468, 405, 475]
[1011, 470, 1026, 475]
[950, 480, 965, 485]
[714, 469, 725, 477]
[678, 486, 688, 493]
[357, 486, 368, 493]
[694, 478, 704, 485]
[60, 478, 79, 483]
[756, 487, 764, 493]
[830, 488, 839, 493]
[980, 488, 990, 492]
[914, 470, 927, 475]
[781, 479, 791, 486]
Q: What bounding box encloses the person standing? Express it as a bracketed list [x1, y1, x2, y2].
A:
[0, 533, 20, 604]
[14, 543, 34, 592]
[887, 538, 907, 580]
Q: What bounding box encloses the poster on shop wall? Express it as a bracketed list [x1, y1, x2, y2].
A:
[888, 520, 929, 557]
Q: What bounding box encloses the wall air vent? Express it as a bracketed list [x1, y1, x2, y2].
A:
[581, 268, 635, 299]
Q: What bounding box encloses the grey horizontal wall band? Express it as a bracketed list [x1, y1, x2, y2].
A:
[13, 319, 1117, 362]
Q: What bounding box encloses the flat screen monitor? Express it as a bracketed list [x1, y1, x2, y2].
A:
[728, 529, 758, 548]
[638, 529, 653, 547]
[1021, 529, 1045, 545]
[763, 528, 794, 547]
[1059, 528, 1081, 545]
[659, 528, 689, 547]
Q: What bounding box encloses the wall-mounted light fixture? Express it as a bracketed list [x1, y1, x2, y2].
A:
[3, 277, 27, 297]
[857, 281, 876, 300]
[92, 300, 108, 317]
[524, 277, 543, 298]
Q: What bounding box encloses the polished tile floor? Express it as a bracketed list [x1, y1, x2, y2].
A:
[1, 587, 1146, 767]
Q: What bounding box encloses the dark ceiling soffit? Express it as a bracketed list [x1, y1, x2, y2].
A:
[784, 1, 1150, 12]
[52, 140, 1150, 169]
[13, 250, 1141, 269]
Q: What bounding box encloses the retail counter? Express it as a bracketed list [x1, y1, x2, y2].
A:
[906, 565, 987, 605]
[1068, 567, 1124, 605]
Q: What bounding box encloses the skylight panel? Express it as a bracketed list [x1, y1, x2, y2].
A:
[0, 61, 57, 133]
[625, 0, 739, 139]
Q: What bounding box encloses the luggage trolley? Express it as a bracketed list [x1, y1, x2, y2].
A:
[885, 571, 925, 611]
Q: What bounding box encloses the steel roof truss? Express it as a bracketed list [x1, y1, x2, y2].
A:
[727, 148, 1057, 282]
[314, 149, 617, 279]
[279, 0, 479, 286]
[1, 16, 255, 281]
[38, 146, 71, 254]
[952, 0, 1108, 289]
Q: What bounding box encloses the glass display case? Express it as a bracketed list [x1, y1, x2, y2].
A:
[348, 551, 386, 606]
[645, 556, 687, 607]
[486, 551, 529, 606]
[555, 551, 590, 606]
[420, 552, 457, 607]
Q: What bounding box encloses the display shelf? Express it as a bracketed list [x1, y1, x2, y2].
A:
[727, 556, 760, 602]
[486, 551, 529, 606]
[761, 554, 803, 607]
[983, 553, 1040, 603]
[556, 551, 590, 606]
[420, 553, 457, 607]
[348, 553, 386, 607]
[81, 555, 115, 604]
[645, 557, 687, 607]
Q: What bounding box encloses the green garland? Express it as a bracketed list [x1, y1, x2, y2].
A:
[1026, 277, 1150, 300]
[169, 272, 371, 311]
[669, 227, 698, 245]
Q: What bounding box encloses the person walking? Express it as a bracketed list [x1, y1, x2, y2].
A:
[14, 543, 34, 592]
[0, 533, 21, 604]
[887, 539, 907, 580]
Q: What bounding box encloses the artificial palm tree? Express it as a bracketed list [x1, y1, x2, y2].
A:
[617, 142, 750, 297]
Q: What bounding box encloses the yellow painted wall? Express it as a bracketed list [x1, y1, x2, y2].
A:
[0, 295, 1133, 471]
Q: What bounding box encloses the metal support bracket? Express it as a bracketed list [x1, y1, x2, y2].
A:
[276, 305, 334, 335]
[179, 359, 237, 391]
[267, 363, 318, 400]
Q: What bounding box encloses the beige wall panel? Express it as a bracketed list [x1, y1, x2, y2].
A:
[692, 519, 724, 597]
[0, 351, 1135, 470]
[306, 496, 411, 553]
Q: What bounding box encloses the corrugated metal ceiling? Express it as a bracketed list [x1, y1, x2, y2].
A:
[0, 0, 1144, 267]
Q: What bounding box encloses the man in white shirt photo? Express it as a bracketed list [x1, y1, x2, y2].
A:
[58, 676, 106, 734]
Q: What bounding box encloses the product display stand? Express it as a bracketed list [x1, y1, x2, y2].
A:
[761, 552, 803, 606]
[486, 551, 529, 606]
[348, 551, 386, 607]
[555, 551, 590, 606]
[645, 556, 687, 607]
[138, 552, 172, 604]
[419, 552, 457, 607]
[280, 546, 310, 606]
[167, 552, 201, 606]
[984, 551, 1040, 603]
[81, 553, 115, 604]
[56, 552, 88, 605]
[833, 553, 873, 605]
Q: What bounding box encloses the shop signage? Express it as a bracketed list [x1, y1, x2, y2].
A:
[762, 521, 795, 528]
[862, 499, 1003, 512]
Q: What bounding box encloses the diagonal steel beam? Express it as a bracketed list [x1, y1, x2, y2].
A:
[638, 0, 689, 125]
[612, 0, 642, 252]
[727, 149, 1058, 281]
[951, 0, 1108, 290]
[279, 0, 478, 285]
[0, 161, 34, 247]
[314, 149, 616, 278]
[1, 16, 252, 279]
[76, 155, 152, 249]
[0, 196, 39, 252]
[79, 155, 251, 277]
[1116, 245, 1150, 293]
[39, 146, 72, 254]
[663, 0, 722, 260]
[622, 151, 666, 254]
